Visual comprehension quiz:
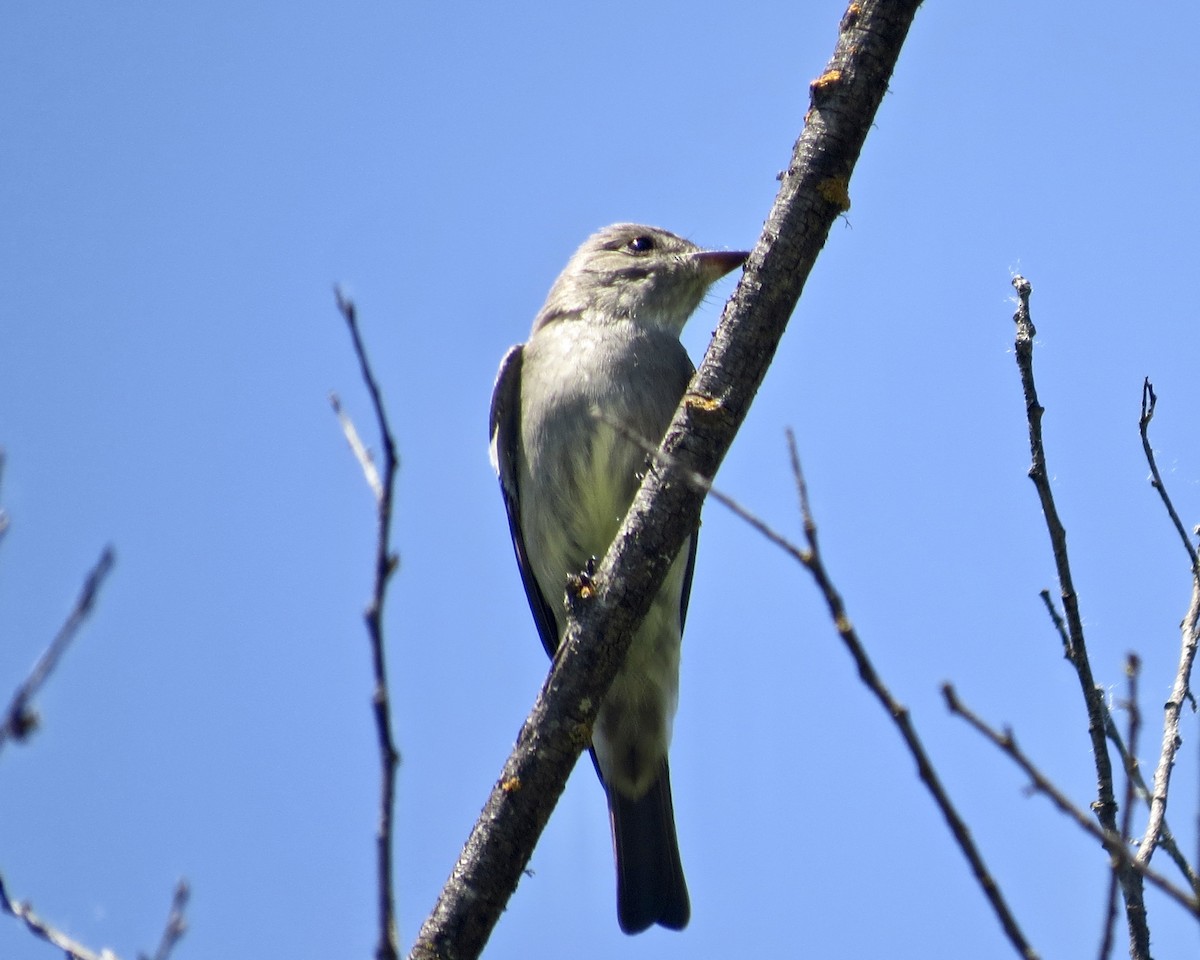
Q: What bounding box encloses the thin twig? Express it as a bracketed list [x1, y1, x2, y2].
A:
[1010, 275, 1149, 956]
[942, 685, 1198, 919]
[1037, 590, 1071, 659]
[0, 449, 10, 546]
[1043, 590, 1194, 888]
[784, 434, 1040, 959]
[1134, 381, 1200, 880]
[0, 873, 111, 960]
[1138, 379, 1200, 572]
[1099, 656, 1142, 960]
[597, 411, 809, 563]
[1103, 705, 1197, 891]
[1, 874, 188, 960]
[334, 288, 402, 960]
[332, 392, 383, 502]
[0, 546, 117, 754]
[138, 880, 190, 960]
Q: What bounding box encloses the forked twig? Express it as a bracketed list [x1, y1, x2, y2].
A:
[942, 684, 1197, 919]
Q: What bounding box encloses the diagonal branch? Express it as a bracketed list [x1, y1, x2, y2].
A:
[942, 685, 1198, 919]
[333, 289, 402, 960]
[0, 873, 111, 960]
[137, 880, 191, 960]
[0, 546, 117, 755]
[781, 434, 1040, 959]
[0, 874, 189, 960]
[409, 4, 926, 958]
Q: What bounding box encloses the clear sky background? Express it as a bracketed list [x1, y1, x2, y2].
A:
[2, 2, 1198, 959]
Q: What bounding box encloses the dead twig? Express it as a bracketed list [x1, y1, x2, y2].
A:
[333, 288, 402, 960]
[1011, 275, 1149, 957]
[1133, 381, 1200, 882]
[138, 880, 191, 960]
[942, 684, 1198, 919]
[1099, 656, 1142, 960]
[0, 547, 117, 754]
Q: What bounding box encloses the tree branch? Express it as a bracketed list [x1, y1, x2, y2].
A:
[0, 546, 117, 755]
[1099, 656, 1142, 960]
[780, 434, 1040, 959]
[942, 685, 1198, 920]
[1133, 381, 1200, 881]
[1102, 708, 1196, 891]
[333, 289, 402, 960]
[409, 4, 925, 957]
[137, 880, 191, 960]
[1010, 275, 1150, 957]
[0, 873, 111, 960]
[0, 874, 189, 960]
[0, 449, 10, 547]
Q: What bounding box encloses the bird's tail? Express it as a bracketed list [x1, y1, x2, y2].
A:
[608, 759, 690, 934]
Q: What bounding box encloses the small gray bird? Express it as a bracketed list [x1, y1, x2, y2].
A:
[489, 223, 747, 933]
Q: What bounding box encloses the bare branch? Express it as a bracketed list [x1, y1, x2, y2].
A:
[1033, 588, 1195, 887]
[1138, 379, 1200, 572]
[0, 449, 10, 547]
[597, 411, 809, 564]
[333, 289, 402, 960]
[1134, 382, 1200, 881]
[784, 433, 1040, 959]
[1, 874, 188, 960]
[331, 392, 383, 502]
[408, 4, 925, 957]
[942, 685, 1199, 920]
[1102, 700, 1197, 891]
[0, 546, 117, 755]
[1100, 656, 1143, 960]
[0, 873, 112, 960]
[137, 880, 190, 960]
[1010, 275, 1149, 956]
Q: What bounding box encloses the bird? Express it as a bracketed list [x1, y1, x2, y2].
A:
[489, 223, 747, 933]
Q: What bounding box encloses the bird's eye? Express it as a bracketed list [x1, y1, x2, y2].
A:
[626, 235, 655, 253]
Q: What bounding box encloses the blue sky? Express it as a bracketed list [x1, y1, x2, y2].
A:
[2, 2, 1198, 959]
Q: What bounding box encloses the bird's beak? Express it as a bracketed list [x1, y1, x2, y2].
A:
[696, 249, 750, 280]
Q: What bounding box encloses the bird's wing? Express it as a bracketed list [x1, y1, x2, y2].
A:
[677, 529, 699, 633]
[489, 344, 561, 658]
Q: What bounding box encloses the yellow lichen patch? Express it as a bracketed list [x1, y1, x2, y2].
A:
[818, 176, 852, 212]
[501, 776, 522, 793]
[810, 69, 842, 94]
[685, 393, 722, 413]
